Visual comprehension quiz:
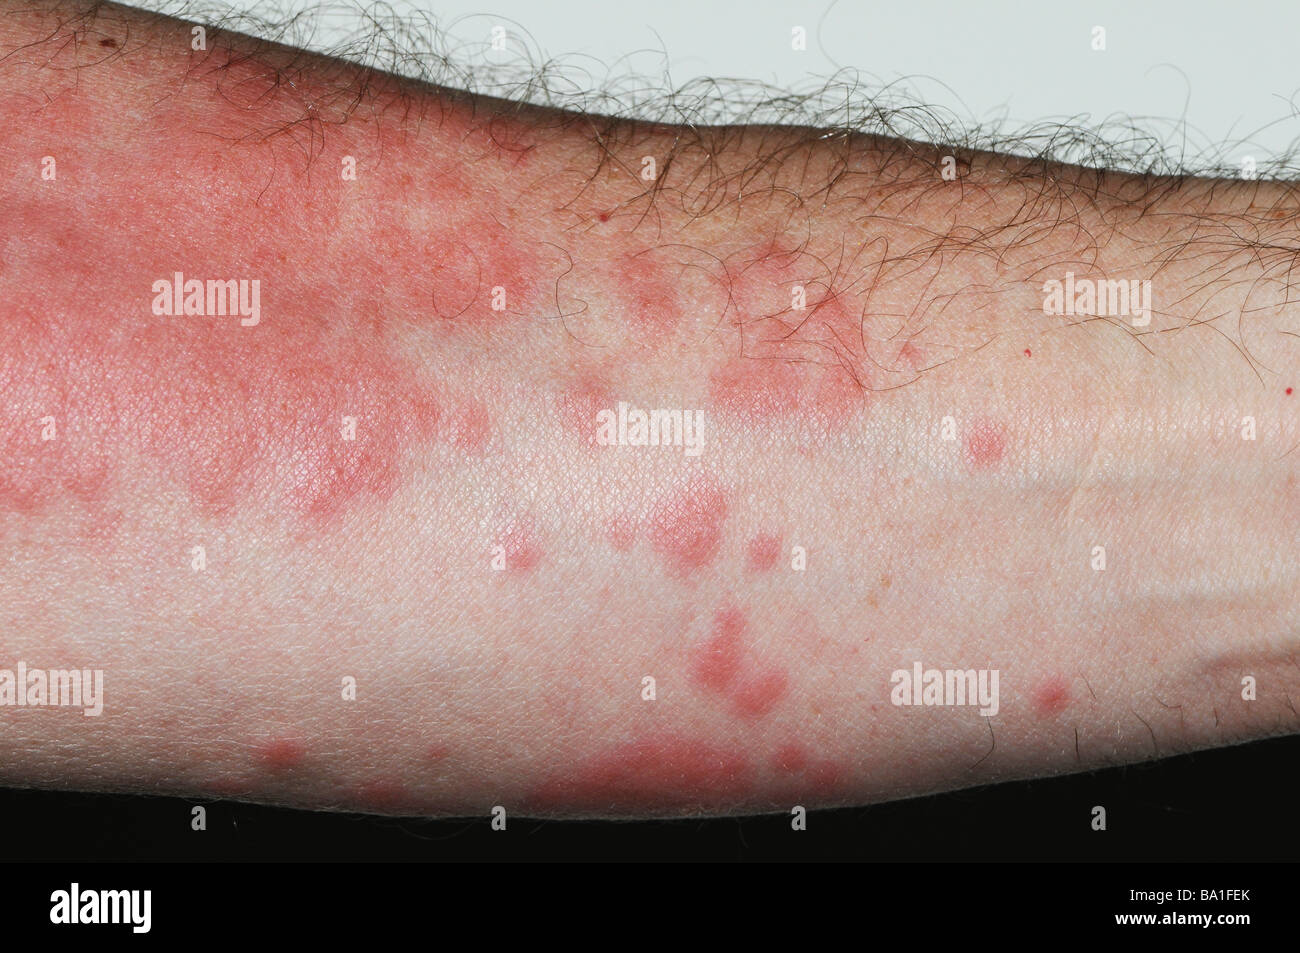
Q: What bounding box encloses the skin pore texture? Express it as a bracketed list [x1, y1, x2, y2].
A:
[1, 0, 1298, 819]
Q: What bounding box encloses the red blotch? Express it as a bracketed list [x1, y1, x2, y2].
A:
[615, 252, 680, 334]
[557, 374, 614, 448]
[964, 419, 1007, 470]
[426, 221, 543, 327]
[527, 734, 753, 814]
[649, 477, 728, 575]
[0, 303, 443, 526]
[444, 398, 492, 454]
[746, 532, 782, 572]
[1032, 675, 1071, 717]
[708, 357, 860, 427]
[732, 668, 789, 718]
[606, 513, 638, 551]
[258, 738, 305, 770]
[691, 607, 747, 691]
[899, 340, 926, 371]
[425, 743, 451, 762]
[355, 779, 416, 813]
[500, 520, 542, 573]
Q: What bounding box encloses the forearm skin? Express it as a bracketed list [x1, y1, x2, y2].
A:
[1, 0, 1298, 818]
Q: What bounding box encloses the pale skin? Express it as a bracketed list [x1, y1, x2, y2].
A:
[1, 0, 1297, 819]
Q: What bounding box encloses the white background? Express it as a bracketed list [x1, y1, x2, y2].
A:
[131, 0, 1300, 170]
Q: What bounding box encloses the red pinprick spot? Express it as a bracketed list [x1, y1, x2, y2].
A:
[691, 608, 747, 691]
[732, 667, 789, 718]
[1024, 348, 1032, 357]
[964, 419, 1007, 470]
[746, 532, 782, 572]
[597, 211, 610, 223]
[258, 738, 305, 771]
[1032, 675, 1071, 717]
[648, 477, 728, 575]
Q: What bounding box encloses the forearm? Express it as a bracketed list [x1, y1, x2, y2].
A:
[2, 0, 1297, 817]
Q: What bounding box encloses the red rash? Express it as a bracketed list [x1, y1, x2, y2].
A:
[689, 606, 790, 719]
[771, 741, 846, 797]
[0, 305, 442, 529]
[442, 397, 493, 454]
[648, 477, 729, 575]
[746, 532, 782, 572]
[731, 669, 790, 718]
[258, 738, 306, 771]
[691, 608, 747, 691]
[1032, 675, 1071, 717]
[706, 242, 868, 426]
[499, 521, 542, 574]
[707, 357, 861, 427]
[772, 742, 810, 774]
[354, 779, 417, 813]
[527, 734, 753, 814]
[964, 419, 1008, 470]
[606, 514, 638, 551]
[557, 373, 615, 448]
[425, 221, 544, 328]
[3, 68, 565, 531]
[613, 251, 680, 334]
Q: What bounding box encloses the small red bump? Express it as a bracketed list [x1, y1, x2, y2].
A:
[597, 211, 610, 223]
[648, 477, 728, 575]
[1032, 675, 1071, 717]
[258, 738, 305, 770]
[964, 419, 1007, 470]
[1024, 348, 1032, 357]
[691, 608, 746, 691]
[1287, 387, 1293, 395]
[746, 532, 782, 572]
[732, 667, 789, 718]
